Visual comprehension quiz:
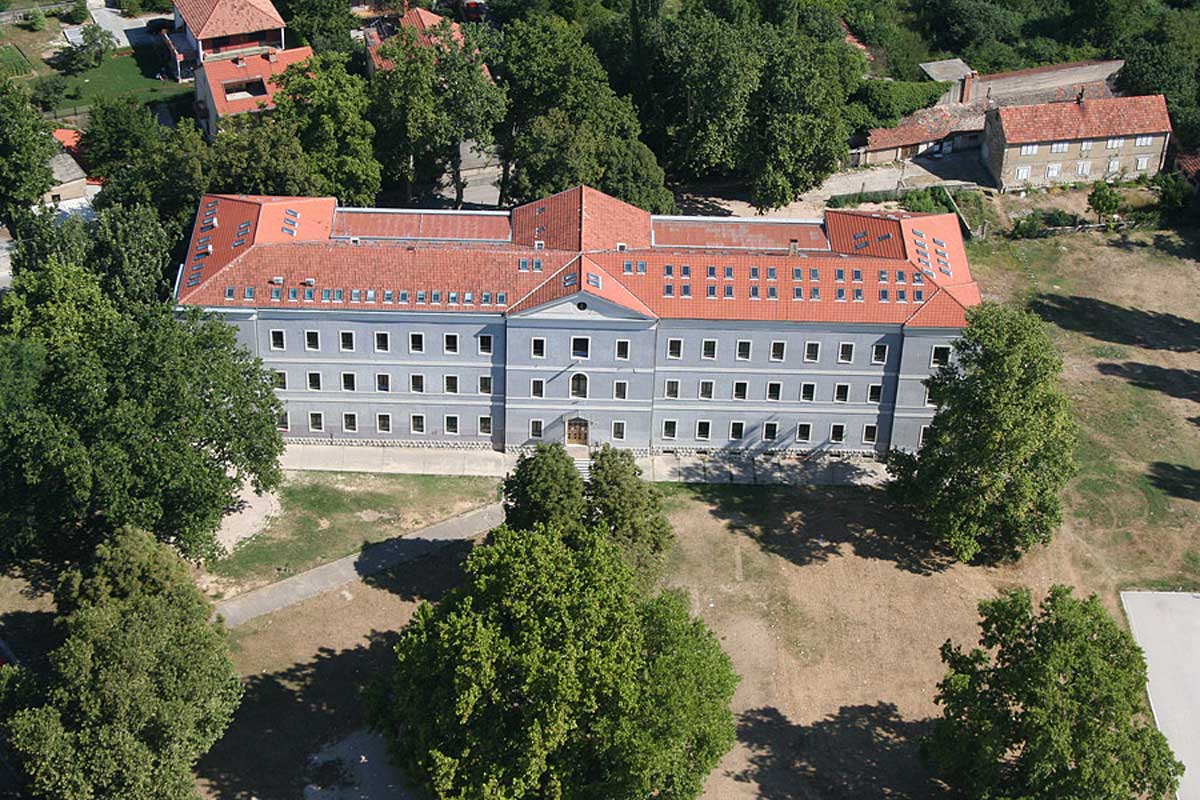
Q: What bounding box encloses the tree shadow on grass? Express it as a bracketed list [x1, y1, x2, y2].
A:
[355, 537, 474, 600]
[1096, 362, 1200, 403]
[1147, 463, 1200, 502]
[733, 704, 946, 800]
[1028, 295, 1199, 353]
[0, 609, 58, 671]
[682, 484, 954, 576]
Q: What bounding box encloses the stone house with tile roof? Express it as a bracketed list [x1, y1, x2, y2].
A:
[982, 94, 1172, 190]
[193, 46, 313, 139]
[174, 186, 979, 455]
[163, 0, 286, 80]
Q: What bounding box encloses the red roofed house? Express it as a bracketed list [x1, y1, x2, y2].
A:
[364, 6, 467, 78]
[982, 94, 1172, 190]
[174, 185, 979, 455]
[193, 45, 313, 139]
[162, 0, 287, 81]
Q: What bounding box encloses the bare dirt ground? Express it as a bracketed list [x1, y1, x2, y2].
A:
[216, 483, 281, 553]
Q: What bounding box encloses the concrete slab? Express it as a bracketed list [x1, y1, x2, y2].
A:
[1121, 591, 1200, 800]
[87, 7, 163, 50]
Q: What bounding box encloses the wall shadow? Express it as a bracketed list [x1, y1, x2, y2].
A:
[681, 484, 953, 576]
[1147, 462, 1200, 502]
[1096, 362, 1200, 403]
[733, 704, 945, 800]
[1029, 294, 1199, 353]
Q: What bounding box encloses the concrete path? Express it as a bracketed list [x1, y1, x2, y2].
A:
[215, 503, 504, 628]
[88, 7, 162, 50]
[1121, 591, 1200, 800]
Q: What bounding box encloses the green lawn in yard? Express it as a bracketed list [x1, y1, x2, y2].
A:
[0, 43, 32, 78]
[57, 46, 191, 110]
[208, 472, 501, 587]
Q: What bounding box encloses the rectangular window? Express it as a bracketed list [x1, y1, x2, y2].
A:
[479, 415, 492, 435]
[309, 412, 324, 432]
[871, 343, 888, 364]
[736, 340, 751, 360]
[796, 422, 812, 443]
[1135, 135, 1153, 147]
[613, 380, 628, 400]
[804, 342, 820, 363]
[615, 340, 630, 360]
[611, 420, 626, 441]
[1106, 137, 1124, 149]
[1108, 158, 1121, 174]
[662, 420, 677, 440]
[532, 338, 546, 359]
[1045, 163, 1061, 179]
[307, 371, 322, 391]
[838, 343, 854, 364]
[341, 372, 356, 392]
[868, 384, 882, 403]
[770, 341, 786, 362]
[445, 415, 459, 435]
[409, 333, 424, 353]
[920, 425, 929, 447]
[529, 419, 543, 439]
[1051, 141, 1068, 153]
[444, 375, 459, 394]
[1080, 140, 1093, 152]
[733, 381, 748, 400]
[375, 332, 390, 352]
[377, 413, 392, 433]
[277, 411, 289, 431]
[931, 345, 952, 367]
[1020, 143, 1038, 156]
[830, 423, 846, 444]
[444, 334, 459, 354]
[696, 420, 711, 440]
[702, 339, 717, 360]
[343, 413, 358, 433]
[478, 335, 493, 355]
[664, 379, 680, 399]
[793, 287, 804, 300]
[800, 382, 815, 402]
[531, 379, 544, 398]
[479, 375, 493, 395]
[863, 424, 878, 445]
[698, 380, 714, 400]
[1136, 155, 1150, 171]
[340, 331, 355, 352]
[571, 337, 590, 359]
[729, 421, 745, 440]
[273, 371, 287, 390]
[305, 330, 320, 351]
[763, 422, 778, 442]
[411, 414, 426, 434]
[834, 383, 850, 403]
[270, 330, 285, 350]
[376, 373, 391, 393]
[1015, 166, 1031, 180]
[410, 374, 425, 393]
[667, 338, 683, 359]
[758, 380, 780, 402]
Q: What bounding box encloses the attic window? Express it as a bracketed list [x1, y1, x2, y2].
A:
[205, 200, 218, 209]
[915, 289, 925, 302]
[852, 231, 868, 240]
[281, 227, 296, 236]
[431, 291, 441, 303]
[664, 284, 674, 297]
[586, 272, 601, 288]
[496, 292, 507, 305]
[416, 291, 426, 303]
[283, 217, 297, 227]
[913, 272, 925, 284]
[244, 287, 255, 300]
[448, 292, 458, 304]
[939, 267, 952, 277]
[200, 224, 216, 233]
[224, 286, 235, 299]
[365, 289, 376, 302]
[937, 258, 950, 268]
[933, 238, 946, 247]
[519, 258, 529, 271]
[285, 209, 300, 218]
[563, 273, 578, 287]
[399, 291, 409, 303]
[193, 251, 209, 261]
[481, 292, 491, 304]
[532, 259, 543, 272]
[534, 240, 545, 250]
[912, 229, 925, 238]
[463, 292, 473, 304]
[935, 249, 948, 258]
[237, 220, 251, 230]
[197, 236, 211, 244]
[623, 260, 633, 274]
[637, 261, 647, 274]
[681, 284, 691, 297]
[853, 240, 870, 250]
[232, 239, 246, 247]
[616, 242, 627, 251]
[877, 232, 892, 242]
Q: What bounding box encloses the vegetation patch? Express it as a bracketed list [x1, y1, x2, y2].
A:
[0, 42, 32, 79]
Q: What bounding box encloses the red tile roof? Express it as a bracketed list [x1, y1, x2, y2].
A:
[866, 105, 983, 151]
[1176, 152, 1200, 180]
[366, 7, 487, 76]
[996, 95, 1171, 145]
[198, 46, 311, 119]
[176, 187, 979, 329]
[175, 0, 285, 40]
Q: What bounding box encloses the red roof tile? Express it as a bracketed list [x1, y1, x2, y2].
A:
[1176, 152, 1200, 180]
[176, 186, 978, 329]
[175, 0, 284, 40]
[996, 95, 1171, 145]
[366, 7, 490, 77]
[652, 217, 827, 251]
[866, 105, 983, 151]
[198, 46, 312, 119]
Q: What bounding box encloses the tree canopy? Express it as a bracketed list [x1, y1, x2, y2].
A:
[0, 80, 55, 231]
[585, 445, 673, 587]
[503, 442, 587, 533]
[207, 114, 323, 198]
[368, 523, 738, 800]
[275, 0, 358, 52]
[926, 585, 1183, 799]
[886, 303, 1077, 562]
[0, 529, 243, 800]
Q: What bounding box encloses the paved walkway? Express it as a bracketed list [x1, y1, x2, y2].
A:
[1121, 591, 1200, 800]
[214, 503, 504, 628]
[281, 444, 888, 486]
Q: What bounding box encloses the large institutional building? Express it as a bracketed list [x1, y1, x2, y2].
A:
[174, 186, 981, 454]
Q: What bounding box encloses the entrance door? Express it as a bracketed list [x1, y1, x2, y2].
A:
[567, 417, 589, 445]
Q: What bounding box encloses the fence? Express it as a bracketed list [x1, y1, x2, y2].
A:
[0, 1, 73, 24]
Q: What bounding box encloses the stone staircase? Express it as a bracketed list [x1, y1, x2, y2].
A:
[573, 458, 591, 481]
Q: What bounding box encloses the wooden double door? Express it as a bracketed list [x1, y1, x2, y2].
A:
[567, 417, 588, 445]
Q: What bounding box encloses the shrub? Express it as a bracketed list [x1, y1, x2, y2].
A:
[62, 0, 90, 23]
[25, 7, 46, 31]
[30, 74, 68, 111]
[1155, 171, 1193, 213]
[901, 186, 956, 214]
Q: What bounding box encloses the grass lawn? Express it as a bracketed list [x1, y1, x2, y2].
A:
[57, 46, 192, 110]
[0, 18, 61, 80]
[205, 471, 500, 595]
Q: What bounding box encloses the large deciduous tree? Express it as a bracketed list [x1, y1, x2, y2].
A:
[368, 523, 738, 800]
[78, 96, 160, 179]
[273, 52, 381, 206]
[886, 303, 1077, 562]
[0, 81, 55, 231]
[0, 529, 243, 800]
[926, 585, 1183, 800]
[503, 442, 586, 533]
[275, 0, 358, 52]
[207, 114, 322, 197]
[586, 444, 673, 587]
[0, 258, 284, 563]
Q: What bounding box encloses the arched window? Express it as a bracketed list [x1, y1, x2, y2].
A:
[570, 373, 588, 399]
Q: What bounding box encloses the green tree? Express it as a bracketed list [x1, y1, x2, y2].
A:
[1118, 12, 1200, 149]
[0, 259, 284, 563]
[926, 585, 1183, 800]
[0, 81, 55, 231]
[273, 52, 381, 206]
[60, 24, 118, 74]
[586, 445, 673, 586]
[0, 529, 243, 800]
[367, 523, 738, 800]
[80, 96, 163, 180]
[277, 0, 358, 52]
[1088, 179, 1121, 223]
[502, 442, 586, 533]
[9, 208, 91, 279]
[62, 0, 90, 24]
[30, 74, 68, 111]
[886, 303, 1077, 562]
[369, 29, 442, 199]
[91, 204, 174, 307]
[207, 114, 322, 197]
[25, 6, 46, 31]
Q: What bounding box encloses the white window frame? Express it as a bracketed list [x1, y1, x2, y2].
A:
[411, 414, 426, 434]
[478, 375, 493, 395]
[569, 372, 588, 399]
[611, 420, 626, 441]
[1019, 143, 1038, 156]
[1050, 141, 1068, 153]
[666, 338, 683, 360]
[343, 412, 358, 433]
[762, 421, 779, 442]
[374, 331, 390, 353]
[800, 382, 816, 402]
[1136, 155, 1150, 171]
[306, 371, 322, 391]
[478, 415, 492, 435]
[377, 413, 392, 434]
[701, 339, 718, 360]
[1135, 135, 1153, 147]
[339, 330, 355, 352]
[529, 419, 543, 439]
[735, 339, 752, 361]
[341, 372, 357, 392]
[444, 414, 460, 436]
[837, 342, 854, 364]
[477, 334, 493, 355]
[769, 340, 786, 362]
[830, 423, 846, 444]
[766, 381, 782, 401]
[867, 384, 882, 404]
[871, 343, 888, 365]
[444, 374, 459, 395]
[796, 422, 812, 443]
[834, 383, 850, 403]
[409, 332, 425, 354]
[729, 420, 746, 440]
[277, 411, 289, 431]
[1014, 165, 1031, 181]
[695, 420, 711, 441]
[613, 380, 628, 400]
[274, 370, 287, 390]
[733, 381, 748, 401]
[571, 336, 591, 360]
[308, 412, 324, 432]
[304, 330, 320, 351]
[409, 373, 425, 394]
[444, 333, 459, 355]
[804, 342, 820, 363]
[531, 337, 546, 359]
[1045, 163, 1061, 179]
[862, 424, 878, 445]
[698, 380, 714, 400]
[664, 379, 680, 399]
[269, 329, 285, 351]
[1106, 137, 1124, 150]
[530, 378, 545, 398]
[1080, 140, 1093, 152]
[919, 425, 930, 447]
[1076, 161, 1091, 176]
[662, 419, 678, 440]
[1108, 158, 1121, 174]
[931, 345, 952, 367]
[615, 339, 630, 361]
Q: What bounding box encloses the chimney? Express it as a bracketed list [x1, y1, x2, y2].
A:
[961, 71, 977, 103]
[788, 239, 799, 256]
[1077, 87, 1085, 105]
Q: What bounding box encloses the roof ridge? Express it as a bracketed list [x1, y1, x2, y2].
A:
[507, 254, 581, 312]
